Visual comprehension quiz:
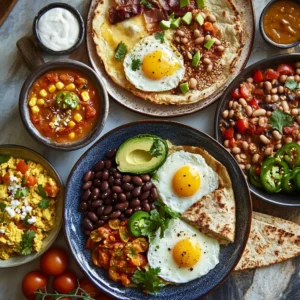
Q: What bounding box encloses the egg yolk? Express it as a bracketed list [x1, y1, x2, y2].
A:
[142, 50, 180, 80]
[172, 238, 201, 268]
[172, 166, 200, 197]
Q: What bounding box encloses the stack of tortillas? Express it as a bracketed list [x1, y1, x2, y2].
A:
[235, 212, 300, 271]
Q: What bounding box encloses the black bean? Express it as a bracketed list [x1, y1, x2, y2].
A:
[122, 175, 131, 183]
[150, 188, 158, 200]
[100, 215, 109, 221]
[100, 181, 109, 192]
[93, 179, 101, 187]
[118, 193, 126, 202]
[104, 205, 113, 215]
[113, 179, 122, 186]
[92, 200, 103, 208]
[94, 160, 105, 171]
[272, 79, 279, 87]
[140, 191, 150, 201]
[106, 149, 117, 158]
[109, 168, 117, 175]
[79, 202, 87, 211]
[95, 220, 105, 227]
[90, 172, 95, 180]
[101, 170, 109, 180]
[102, 189, 112, 199]
[83, 218, 93, 230]
[130, 198, 140, 208]
[105, 160, 112, 169]
[97, 206, 104, 216]
[81, 190, 91, 201]
[125, 208, 133, 216]
[95, 171, 102, 179]
[115, 202, 128, 211]
[141, 174, 151, 182]
[87, 212, 98, 222]
[132, 186, 142, 198]
[84, 230, 91, 236]
[83, 171, 92, 182]
[104, 198, 113, 205]
[143, 203, 151, 212]
[287, 94, 296, 102]
[82, 181, 92, 190]
[108, 176, 114, 185]
[259, 102, 275, 111]
[126, 192, 132, 200]
[112, 186, 122, 193]
[112, 193, 118, 200]
[109, 210, 121, 219]
[90, 188, 100, 200]
[134, 207, 142, 212]
[113, 171, 122, 179]
[132, 176, 143, 186]
[119, 214, 126, 221]
[142, 182, 152, 192]
[123, 183, 134, 191]
[87, 201, 92, 209]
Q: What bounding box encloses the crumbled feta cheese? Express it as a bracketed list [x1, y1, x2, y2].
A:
[15, 208, 21, 214]
[21, 206, 26, 212]
[0, 229, 5, 234]
[27, 216, 36, 224]
[24, 200, 28, 206]
[25, 206, 32, 213]
[5, 207, 15, 218]
[9, 175, 18, 182]
[10, 200, 20, 208]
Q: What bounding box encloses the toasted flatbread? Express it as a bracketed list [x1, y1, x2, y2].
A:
[234, 212, 300, 271]
[169, 144, 235, 245]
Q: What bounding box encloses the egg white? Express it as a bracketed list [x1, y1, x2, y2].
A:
[123, 35, 185, 92]
[152, 151, 219, 213]
[148, 218, 220, 283]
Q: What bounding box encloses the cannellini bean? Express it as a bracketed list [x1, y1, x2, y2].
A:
[175, 36, 180, 42]
[272, 130, 282, 140]
[207, 64, 213, 73]
[279, 74, 287, 83]
[203, 58, 211, 65]
[204, 35, 211, 42]
[252, 109, 266, 117]
[246, 164, 251, 170]
[252, 153, 260, 163]
[239, 164, 245, 170]
[217, 45, 225, 52]
[297, 116, 300, 124]
[287, 76, 295, 81]
[242, 141, 249, 150]
[232, 147, 241, 154]
[239, 98, 247, 107]
[214, 38, 221, 45]
[177, 30, 185, 36]
[265, 95, 272, 103]
[236, 133, 242, 140]
[195, 37, 204, 44]
[229, 100, 233, 108]
[271, 88, 278, 94]
[258, 116, 266, 126]
[229, 109, 234, 118]
[295, 62, 300, 68]
[207, 14, 216, 22]
[250, 117, 258, 125]
[271, 94, 279, 102]
[275, 143, 282, 150]
[292, 108, 299, 116]
[193, 29, 201, 38]
[295, 75, 300, 82]
[264, 81, 272, 91]
[266, 111, 272, 117]
[260, 135, 270, 144]
[181, 37, 188, 44]
[222, 110, 229, 118]
[285, 137, 293, 144]
[224, 140, 230, 148]
[278, 86, 284, 93]
[247, 77, 254, 83]
[246, 105, 253, 117]
[235, 154, 242, 163]
[282, 100, 289, 112]
[226, 148, 232, 153]
[240, 153, 247, 159]
[264, 147, 273, 156]
[189, 78, 197, 89]
[230, 120, 235, 126]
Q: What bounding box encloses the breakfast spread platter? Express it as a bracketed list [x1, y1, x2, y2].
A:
[1, 0, 300, 299]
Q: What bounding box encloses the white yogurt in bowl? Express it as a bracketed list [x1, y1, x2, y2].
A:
[37, 7, 80, 52]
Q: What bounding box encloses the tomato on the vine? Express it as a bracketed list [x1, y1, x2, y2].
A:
[53, 271, 78, 294]
[79, 278, 101, 297]
[22, 271, 48, 300]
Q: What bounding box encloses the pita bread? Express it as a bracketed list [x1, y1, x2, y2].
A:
[169, 144, 235, 245]
[234, 212, 300, 271]
[92, 0, 244, 105]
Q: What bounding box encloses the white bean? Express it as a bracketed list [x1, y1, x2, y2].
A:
[285, 137, 293, 144]
[282, 100, 289, 112]
[264, 147, 273, 156]
[275, 143, 282, 150]
[229, 100, 233, 109]
[224, 140, 230, 148]
[236, 133, 242, 140]
[264, 81, 272, 91]
[207, 64, 213, 73]
[195, 37, 204, 44]
[246, 164, 251, 170]
[177, 30, 185, 36]
[203, 58, 211, 65]
[214, 38, 221, 45]
[207, 14, 216, 22]
[246, 105, 253, 117]
[239, 98, 247, 107]
[278, 86, 284, 93]
[271, 88, 278, 94]
[260, 135, 270, 144]
[252, 153, 260, 163]
[189, 78, 197, 89]
[193, 30, 201, 38]
[239, 164, 245, 170]
[279, 74, 287, 83]
[271, 94, 279, 102]
[252, 109, 266, 117]
[242, 141, 249, 150]
[272, 130, 282, 140]
[232, 147, 241, 154]
[292, 108, 299, 116]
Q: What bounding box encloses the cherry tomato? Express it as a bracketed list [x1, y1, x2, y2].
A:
[239, 83, 250, 99]
[223, 127, 234, 140]
[86, 105, 97, 119]
[79, 278, 101, 297]
[44, 184, 60, 197]
[249, 98, 259, 109]
[53, 271, 78, 294]
[264, 69, 279, 80]
[235, 119, 248, 134]
[25, 175, 37, 187]
[16, 159, 29, 174]
[40, 247, 69, 276]
[232, 88, 240, 99]
[277, 64, 294, 75]
[253, 70, 263, 83]
[22, 271, 48, 300]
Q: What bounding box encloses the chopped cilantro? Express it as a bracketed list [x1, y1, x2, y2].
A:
[38, 185, 47, 198]
[115, 42, 127, 61]
[0, 155, 11, 164]
[140, 0, 152, 8]
[285, 80, 300, 91]
[18, 230, 35, 255]
[151, 172, 159, 181]
[23, 215, 30, 228]
[155, 32, 165, 43]
[38, 199, 50, 209]
[22, 176, 27, 185]
[149, 139, 164, 157]
[16, 187, 29, 199]
[269, 109, 293, 134]
[131, 58, 142, 71]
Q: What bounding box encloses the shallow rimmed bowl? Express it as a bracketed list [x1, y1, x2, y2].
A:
[0, 144, 64, 268]
[214, 53, 300, 207]
[64, 120, 252, 299]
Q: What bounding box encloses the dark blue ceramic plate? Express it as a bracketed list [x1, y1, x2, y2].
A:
[65, 121, 252, 300]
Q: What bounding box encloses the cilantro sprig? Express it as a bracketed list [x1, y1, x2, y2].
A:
[18, 230, 35, 255]
[155, 32, 165, 43]
[285, 79, 300, 91]
[149, 139, 164, 157]
[140, 0, 152, 9]
[131, 58, 142, 71]
[269, 109, 293, 134]
[115, 41, 127, 61]
[37, 185, 50, 209]
[0, 155, 11, 164]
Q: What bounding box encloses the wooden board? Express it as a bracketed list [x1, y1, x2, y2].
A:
[0, 0, 18, 27]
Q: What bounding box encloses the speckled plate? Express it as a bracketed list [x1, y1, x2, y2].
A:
[0, 145, 64, 268]
[64, 121, 252, 299]
[86, 0, 255, 117]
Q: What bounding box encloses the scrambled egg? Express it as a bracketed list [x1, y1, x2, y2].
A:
[0, 157, 59, 260]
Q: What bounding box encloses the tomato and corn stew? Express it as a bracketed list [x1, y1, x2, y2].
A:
[28, 70, 100, 143]
[219, 63, 300, 194]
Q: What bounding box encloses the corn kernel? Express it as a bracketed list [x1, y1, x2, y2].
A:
[39, 89, 47, 97]
[52, 116, 58, 122]
[68, 121, 76, 128]
[76, 105, 80, 110]
[81, 91, 90, 102]
[48, 84, 56, 93]
[74, 113, 82, 123]
[37, 98, 45, 106]
[29, 97, 37, 107]
[66, 83, 75, 91]
[31, 106, 40, 114]
[69, 132, 75, 139]
[49, 122, 55, 128]
[56, 82, 64, 90]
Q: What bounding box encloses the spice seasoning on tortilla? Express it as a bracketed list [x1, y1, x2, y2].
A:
[263, 0, 300, 45]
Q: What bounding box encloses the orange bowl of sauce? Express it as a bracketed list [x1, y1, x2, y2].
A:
[260, 0, 300, 48]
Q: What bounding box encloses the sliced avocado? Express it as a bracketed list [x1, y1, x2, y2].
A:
[180, 82, 189, 94]
[192, 51, 201, 67]
[171, 17, 181, 29]
[195, 13, 204, 26]
[182, 12, 193, 25]
[116, 134, 168, 174]
[160, 20, 171, 30]
[180, 0, 190, 8]
[204, 38, 215, 49]
[196, 0, 205, 8]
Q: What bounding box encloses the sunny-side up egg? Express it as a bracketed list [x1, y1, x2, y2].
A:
[152, 151, 219, 213]
[123, 35, 185, 92]
[148, 218, 220, 283]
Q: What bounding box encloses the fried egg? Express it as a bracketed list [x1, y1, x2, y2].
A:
[123, 35, 185, 92]
[148, 218, 220, 283]
[152, 151, 218, 213]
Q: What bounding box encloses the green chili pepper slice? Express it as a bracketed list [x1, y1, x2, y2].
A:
[295, 172, 300, 191]
[127, 211, 150, 237]
[55, 91, 79, 110]
[249, 166, 263, 188]
[260, 157, 289, 193]
[275, 142, 300, 169]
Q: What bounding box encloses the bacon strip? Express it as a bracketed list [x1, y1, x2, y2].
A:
[143, 8, 168, 32]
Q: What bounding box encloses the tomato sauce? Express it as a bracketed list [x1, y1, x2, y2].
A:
[28, 70, 100, 143]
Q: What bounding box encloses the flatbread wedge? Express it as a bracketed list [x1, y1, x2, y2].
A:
[169, 144, 235, 245]
[234, 212, 300, 271]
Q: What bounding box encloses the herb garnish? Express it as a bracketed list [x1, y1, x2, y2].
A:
[115, 42, 127, 61]
[37, 185, 50, 209]
[269, 109, 293, 134]
[0, 155, 11, 164]
[149, 139, 164, 157]
[140, 0, 152, 9]
[0, 202, 6, 223]
[131, 58, 142, 71]
[15, 187, 29, 199]
[285, 80, 300, 91]
[155, 32, 165, 43]
[18, 230, 35, 255]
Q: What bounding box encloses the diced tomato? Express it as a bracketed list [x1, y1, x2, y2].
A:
[254, 166, 261, 176]
[223, 127, 234, 140]
[247, 124, 257, 135]
[229, 138, 236, 148]
[239, 83, 251, 99]
[139, 254, 147, 267]
[253, 70, 264, 83]
[253, 88, 264, 96]
[249, 98, 260, 109]
[212, 24, 220, 35]
[232, 88, 240, 99]
[264, 69, 279, 80]
[25, 175, 37, 187]
[1, 173, 10, 183]
[283, 126, 294, 135]
[17, 221, 36, 231]
[16, 160, 29, 174]
[86, 238, 97, 249]
[204, 22, 214, 31]
[44, 184, 60, 197]
[235, 119, 249, 134]
[256, 125, 267, 135]
[120, 274, 130, 286]
[31, 114, 41, 124]
[45, 73, 59, 83]
[86, 106, 97, 119]
[277, 64, 294, 75]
